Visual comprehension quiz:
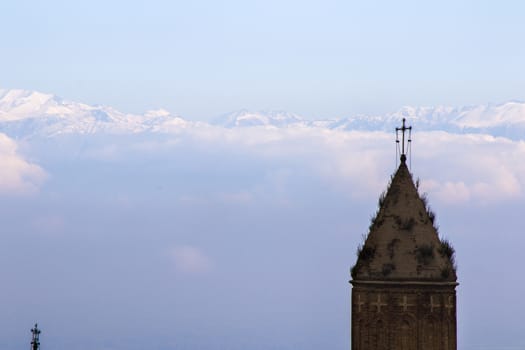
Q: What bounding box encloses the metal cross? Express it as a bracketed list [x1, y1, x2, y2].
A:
[396, 118, 412, 162]
[356, 294, 365, 313]
[445, 295, 454, 315]
[399, 295, 414, 312]
[430, 295, 441, 313]
[371, 294, 387, 313]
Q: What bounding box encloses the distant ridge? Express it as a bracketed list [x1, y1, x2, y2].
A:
[212, 109, 304, 128]
[1, 88, 524, 139]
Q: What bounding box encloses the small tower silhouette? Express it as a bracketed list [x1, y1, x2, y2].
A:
[31, 323, 41, 350]
[350, 120, 458, 349]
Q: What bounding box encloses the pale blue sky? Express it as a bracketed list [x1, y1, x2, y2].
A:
[2, 2, 525, 350]
[1, 0, 525, 119]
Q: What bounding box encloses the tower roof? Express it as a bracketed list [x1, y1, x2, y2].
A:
[351, 159, 457, 282]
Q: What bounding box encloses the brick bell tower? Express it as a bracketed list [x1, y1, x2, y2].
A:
[350, 119, 458, 350]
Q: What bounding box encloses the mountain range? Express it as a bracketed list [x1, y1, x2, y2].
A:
[1, 88, 524, 139]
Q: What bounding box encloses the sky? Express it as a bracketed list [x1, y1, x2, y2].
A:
[1, 0, 525, 119]
[1, 1, 525, 350]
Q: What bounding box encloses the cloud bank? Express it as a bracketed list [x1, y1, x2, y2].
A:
[69, 125, 525, 205]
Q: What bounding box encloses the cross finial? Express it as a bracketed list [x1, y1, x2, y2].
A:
[395, 118, 412, 163]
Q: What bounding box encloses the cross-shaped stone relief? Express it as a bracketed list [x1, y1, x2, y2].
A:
[371, 294, 387, 313]
[356, 294, 365, 312]
[399, 295, 414, 312]
[445, 295, 454, 315]
[430, 295, 441, 313]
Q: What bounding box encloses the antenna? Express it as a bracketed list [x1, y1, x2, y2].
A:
[31, 323, 41, 350]
[395, 118, 412, 167]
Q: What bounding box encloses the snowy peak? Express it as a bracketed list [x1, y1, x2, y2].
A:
[453, 101, 525, 128]
[144, 108, 171, 118]
[212, 109, 305, 128]
[0, 89, 61, 121]
[323, 101, 525, 137]
[0, 88, 189, 137]
[389, 101, 525, 129]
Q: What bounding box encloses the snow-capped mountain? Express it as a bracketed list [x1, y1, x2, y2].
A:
[0, 89, 189, 138]
[1, 88, 524, 139]
[210, 103, 525, 138]
[212, 109, 305, 128]
[314, 103, 525, 135]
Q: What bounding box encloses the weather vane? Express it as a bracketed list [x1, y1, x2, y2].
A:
[31, 323, 41, 350]
[395, 118, 412, 167]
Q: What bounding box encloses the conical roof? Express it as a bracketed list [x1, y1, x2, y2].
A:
[351, 160, 457, 282]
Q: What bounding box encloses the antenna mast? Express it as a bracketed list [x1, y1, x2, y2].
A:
[31, 323, 41, 350]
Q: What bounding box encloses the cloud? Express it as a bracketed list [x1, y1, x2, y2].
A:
[0, 133, 46, 194]
[55, 125, 525, 204]
[170, 245, 213, 274]
[220, 128, 525, 204]
[415, 132, 525, 203]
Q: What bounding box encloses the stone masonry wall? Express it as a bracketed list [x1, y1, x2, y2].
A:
[351, 283, 456, 350]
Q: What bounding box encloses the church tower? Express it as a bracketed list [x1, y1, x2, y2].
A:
[350, 119, 458, 350]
